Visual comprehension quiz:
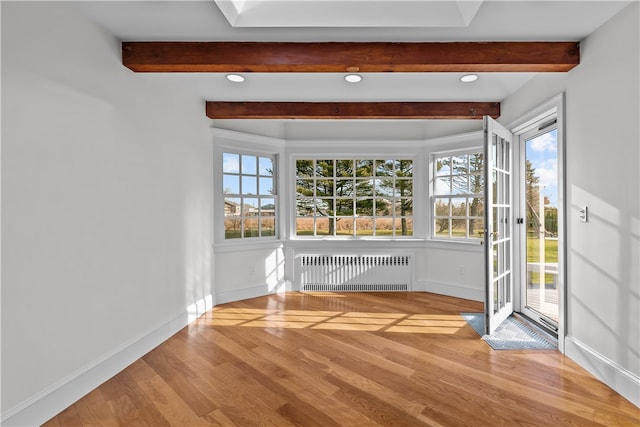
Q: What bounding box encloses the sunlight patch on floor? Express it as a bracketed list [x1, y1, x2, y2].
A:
[202, 307, 470, 334]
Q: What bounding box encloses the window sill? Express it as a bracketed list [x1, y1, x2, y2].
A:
[425, 238, 484, 252]
[214, 238, 285, 253]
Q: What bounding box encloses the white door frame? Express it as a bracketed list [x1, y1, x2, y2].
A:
[508, 93, 566, 353]
[484, 116, 515, 335]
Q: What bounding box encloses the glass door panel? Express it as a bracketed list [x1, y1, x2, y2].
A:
[524, 129, 559, 324]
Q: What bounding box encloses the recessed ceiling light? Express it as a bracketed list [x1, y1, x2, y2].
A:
[226, 74, 245, 83]
[344, 74, 363, 83]
[460, 74, 479, 83]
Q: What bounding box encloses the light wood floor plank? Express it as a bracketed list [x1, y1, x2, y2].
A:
[43, 292, 640, 427]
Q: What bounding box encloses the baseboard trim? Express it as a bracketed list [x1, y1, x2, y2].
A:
[1, 294, 214, 427]
[415, 280, 484, 302]
[565, 336, 640, 407]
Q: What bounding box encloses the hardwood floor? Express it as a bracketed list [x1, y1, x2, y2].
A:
[43, 292, 639, 426]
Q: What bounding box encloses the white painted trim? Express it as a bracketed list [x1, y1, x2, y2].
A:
[508, 92, 566, 353]
[417, 280, 484, 302]
[212, 127, 285, 148]
[565, 336, 640, 408]
[424, 130, 483, 151]
[1, 294, 214, 427]
[214, 240, 285, 254]
[286, 138, 427, 152]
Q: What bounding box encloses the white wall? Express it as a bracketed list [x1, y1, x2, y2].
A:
[1, 2, 214, 424]
[500, 2, 639, 405]
[215, 246, 288, 303]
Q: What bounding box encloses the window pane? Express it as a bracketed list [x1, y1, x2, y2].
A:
[259, 157, 273, 176]
[336, 160, 354, 177]
[470, 174, 484, 194]
[244, 218, 259, 238]
[244, 198, 259, 216]
[376, 217, 393, 235]
[394, 198, 413, 216]
[223, 153, 240, 173]
[296, 198, 315, 216]
[355, 217, 374, 236]
[223, 174, 239, 195]
[242, 155, 257, 174]
[296, 179, 315, 197]
[451, 198, 467, 217]
[316, 199, 333, 216]
[316, 179, 334, 196]
[451, 175, 469, 194]
[356, 160, 373, 176]
[355, 179, 374, 197]
[335, 179, 354, 197]
[469, 218, 484, 239]
[469, 197, 484, 217]
[492, 171, 498, 204]
[296, 217, 314, 236]
[260, 218, 275, 236]
[356, 198, 374, 215]
[258, 177, 273, 195]
[224, 198, 241, 216]
[260, 198, 275, 216]
[395, 179, 412, 196]
[436, 157, 451, 176]
[395, 160, 413, 177]
[376, 160, 394, 176]
[296, 160, 314, 178]
[336, 199, 353, 216]
[316, 218, 331, 235]
[469, 153, 483, 174]
[435, 219, 450, 237]
[452, 219, 466, 237]
[242, 176, 257, 195]
[376, 178, 394, 197]
[395, 218, 413, 236]
[376, 199, 391, 215]
[435, 199, 450, 216]
[316, 160, 334, 177]
[224, 218, 242, 239]
[435, 177, 450, 195]
[452, 155, 468, 174]
[336, 218, 354, 235]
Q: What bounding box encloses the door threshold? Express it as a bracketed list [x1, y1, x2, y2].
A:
[513, 312, 559, 347]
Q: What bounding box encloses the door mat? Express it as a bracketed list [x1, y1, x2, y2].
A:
[461, 312, 556, 350]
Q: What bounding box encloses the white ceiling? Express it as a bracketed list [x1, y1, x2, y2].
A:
[213, 0, 485, 28]
[73, 1, 631, 129]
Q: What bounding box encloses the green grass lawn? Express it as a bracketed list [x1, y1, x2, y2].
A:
[527, 237, 558, 263]
[527, 237, 558, 285]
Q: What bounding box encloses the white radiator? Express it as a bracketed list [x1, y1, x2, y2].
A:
[298, 254, 412, 292]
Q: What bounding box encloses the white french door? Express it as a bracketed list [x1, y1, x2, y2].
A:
[484, 116, 514, 334]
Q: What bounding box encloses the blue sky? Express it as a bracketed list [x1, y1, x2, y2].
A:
[526, 129, 558, 208]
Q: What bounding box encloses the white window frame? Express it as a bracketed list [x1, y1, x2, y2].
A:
[213, 129, 285, 247]
[222, 151, 278, 240]
[286, 140, 426, 241]
[293, 157, 415, 238]
[426, 132, 485, 243]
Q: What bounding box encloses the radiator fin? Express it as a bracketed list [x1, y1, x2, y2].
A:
[299, 255, 412, 292]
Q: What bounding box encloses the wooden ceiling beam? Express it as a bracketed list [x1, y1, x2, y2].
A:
[123, 41, 579, 73]
[205, 101, 500, 120]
